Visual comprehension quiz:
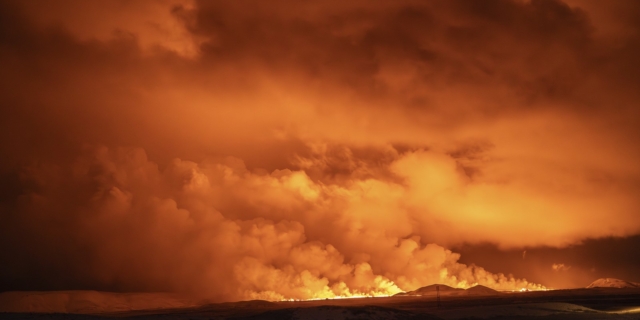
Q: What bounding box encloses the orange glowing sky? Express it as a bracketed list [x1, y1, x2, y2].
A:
[0, 0, 639, 301]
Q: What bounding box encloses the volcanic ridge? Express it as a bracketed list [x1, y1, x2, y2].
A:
[395, 284, 500, 297]
[586, 278, 640, 289]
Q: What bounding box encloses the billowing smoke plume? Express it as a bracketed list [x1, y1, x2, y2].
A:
[1, 146, 544, 301]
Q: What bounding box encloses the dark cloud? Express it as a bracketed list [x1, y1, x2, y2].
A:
[190, 0, 599, 110]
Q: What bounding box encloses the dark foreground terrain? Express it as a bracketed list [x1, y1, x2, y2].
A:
[1, 288, 639, 319]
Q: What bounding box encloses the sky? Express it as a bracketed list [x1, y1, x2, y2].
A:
[0, 0, 639, 301]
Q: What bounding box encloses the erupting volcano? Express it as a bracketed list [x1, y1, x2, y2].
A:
[0, 0, 639, 319]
